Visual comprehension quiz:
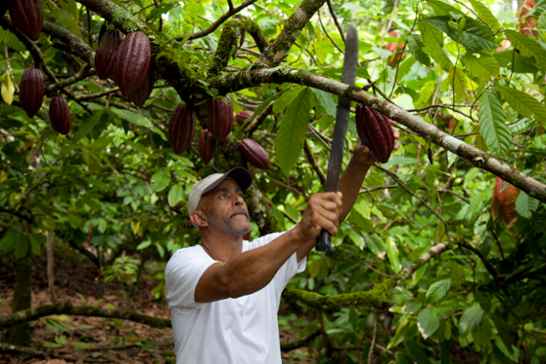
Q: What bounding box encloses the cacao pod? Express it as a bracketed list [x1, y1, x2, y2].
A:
[95, 29, 122, 80]
[126, 67, 154, 106]
[209, 98, 233, 143]
[355, 105, 395, 163]
[49, 96, 71, 135]
[19, 66, 45, 117]
[235, 110, 252, 124]
[112, 31, 151, 98]
[491, 177, 519, 225]
[169, 104, 194, 154]
[239, 138, 270, 169]
[199, 129, 214, 164]
[8, 0, 43, 41]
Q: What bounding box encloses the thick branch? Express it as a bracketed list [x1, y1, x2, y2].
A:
[283, 284, 391, 311]
[43, 21, 94, 64]
[281, 330, 321, 352]
[0, 302, 170, 329]
[403, 242, 449, 277]
[76, 0, 146, 32]
[266, 0, 327, 65]
[210, 67, 546, 202]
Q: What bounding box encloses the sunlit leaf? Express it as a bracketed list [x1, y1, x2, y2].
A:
[479, 89, 511, 154]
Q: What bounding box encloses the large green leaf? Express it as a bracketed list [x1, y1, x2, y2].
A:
[417, 307, 440, 339]
[168, 184, 185, 207]
[275, 87, 314, 175]
[419, 21, 452, 70]
[151, 169, 171, 192]
[479, 89, 512, 154]
[424, 16, 496, 53]
[505, 30, 546, 71]
[459, 303, 484, 334]
[426, 279, 451, 302]
[497, 85, 546, 123]
[462, 54, 499, 85]
[469, 0, 501, 32]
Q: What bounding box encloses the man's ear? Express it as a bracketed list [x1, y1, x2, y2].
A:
[189, 210, 208, 228]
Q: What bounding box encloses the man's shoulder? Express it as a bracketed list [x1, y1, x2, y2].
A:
[165, 245, 206, 271]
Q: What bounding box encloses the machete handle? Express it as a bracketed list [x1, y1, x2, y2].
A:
[316, 229, 333, 252]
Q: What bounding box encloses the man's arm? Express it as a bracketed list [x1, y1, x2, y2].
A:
[296, 145, 375, 261]
[195, 193, 342, 302]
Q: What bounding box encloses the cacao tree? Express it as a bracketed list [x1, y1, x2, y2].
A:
[0, 0, 545, 362]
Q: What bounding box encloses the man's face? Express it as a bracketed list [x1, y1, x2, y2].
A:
[197, 178, 251, 238]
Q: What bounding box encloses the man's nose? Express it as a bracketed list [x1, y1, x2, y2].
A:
[233, 193, 245, 206]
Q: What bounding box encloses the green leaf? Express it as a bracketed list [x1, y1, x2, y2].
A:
[110, 108, 166, 139]
[515, 192, 540, 219]
[151, 169, 171, 192]
[426, 279, 451, 302]
[385, 237, 401, 273]
[497, 85, 546, 122]
[0, 228, 22, 254]
[168, 183, 185, 207]
[424, 16, 496, 53]
[417, 307, 440, 339]
[462, 54, 499, 85]
[479, 89, 512, 154]
[426, 0, 462, 16]
[311, 89, 337, 118]
[459, 303, 484, 334]
[505, 30, 546, 71]
[419, 21, 452, 70]
[275, 87, 314, 175]
[469, 0, 501, 32]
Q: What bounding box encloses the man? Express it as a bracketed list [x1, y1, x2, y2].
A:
[165, 146, 376, 363]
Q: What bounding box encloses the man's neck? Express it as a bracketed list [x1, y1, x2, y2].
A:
[200, 230, 243, 262]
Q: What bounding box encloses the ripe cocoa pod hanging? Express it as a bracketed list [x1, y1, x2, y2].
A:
[491, 177, 519, 225]
[199, 129, 214, 164]
[8, 0, 43, 41]
[239, 138, 270, 169]
[355, 105, 395, 163]
[126, 67, 154, 106]
[112, 31, 151, 98]
[235, 110, 252, 124]
[19, 66, 45, 117]
[169, 104, 194, 154]
[95, 28, 122, 80]
[49, 96, 71, 135]
[209, 98, 233, 143]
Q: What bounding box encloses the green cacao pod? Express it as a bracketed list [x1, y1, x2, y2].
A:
[355, 105, 395, 163]
[199, 129, 214, 164]
[95, 29, 122, 80]
[239, 138, 270, 169]
[49, 96, 71, 135]
[112, 31, 151, 98]
[19, 66, 45, 117]
[169, 104, 194, 154]
[209, 98, 233, 143]
[8, 0, 43, 41]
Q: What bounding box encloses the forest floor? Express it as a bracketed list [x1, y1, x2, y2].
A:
[0, 247, 314, 363]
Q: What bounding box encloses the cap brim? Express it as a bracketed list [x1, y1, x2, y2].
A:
[202, 167, 252, 195]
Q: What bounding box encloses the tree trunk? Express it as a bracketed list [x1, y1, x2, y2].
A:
[5, 253, 32, 345]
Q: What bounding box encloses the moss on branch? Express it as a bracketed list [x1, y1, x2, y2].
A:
[0, 302, 170, 329]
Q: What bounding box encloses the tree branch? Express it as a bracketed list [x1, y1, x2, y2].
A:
[187, 0, 259, 40]
[209, 67, 546, 202]
[281, 330, 321, 352]
[76, 0, 147, 32]
[403, 242, 449, 277]
[265, 0, 327, 65]
[0, 302, 170, 329]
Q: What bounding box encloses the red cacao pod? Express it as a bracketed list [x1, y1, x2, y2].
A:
[126, 68, 154, 106]
[19, 66, 45, 117]
[239, 138, 270, 169]
[235, 110, 252, 124]
[95, 29, 122, 80]
[169, 104, 194, 154]
[491, 177, 519, 225]
[209, 98, 233, 143]
[8, 0, 43, 41]
[49, 96, 71, 135]
[112, 32, 151, 98]
[199, 129, 214, 164]
[355, 105, 395, 163]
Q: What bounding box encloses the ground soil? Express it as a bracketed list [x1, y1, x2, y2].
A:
[0, 248, 313, 363]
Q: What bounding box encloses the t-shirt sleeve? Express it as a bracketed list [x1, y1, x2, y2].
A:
[165, 247, 216, 310]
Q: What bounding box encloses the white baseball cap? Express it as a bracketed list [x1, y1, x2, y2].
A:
[187, 167, 252, 215]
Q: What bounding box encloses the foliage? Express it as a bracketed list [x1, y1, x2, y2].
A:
[1, 0, 545, 362]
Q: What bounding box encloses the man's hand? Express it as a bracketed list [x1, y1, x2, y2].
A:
[294, 192, 343, 243]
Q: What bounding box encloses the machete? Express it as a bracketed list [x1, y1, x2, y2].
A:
[316, 25, 359, 252]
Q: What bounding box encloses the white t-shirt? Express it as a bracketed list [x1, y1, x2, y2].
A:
[165, 232, 307, 364]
